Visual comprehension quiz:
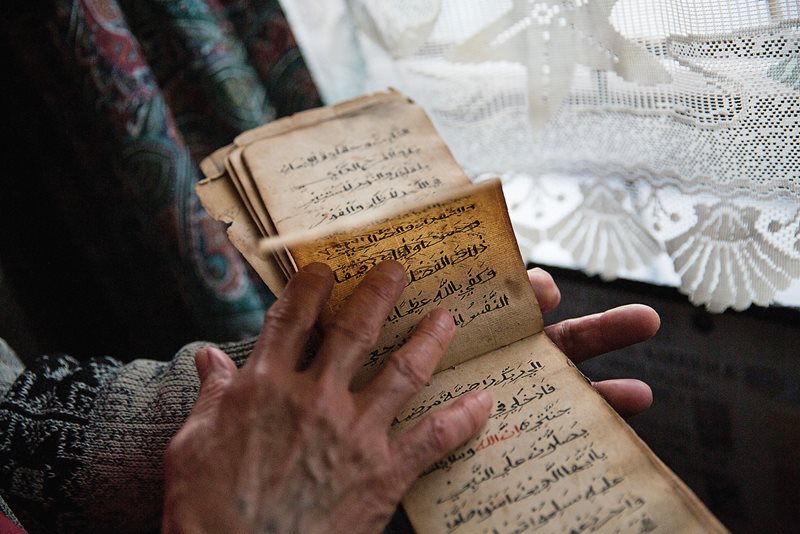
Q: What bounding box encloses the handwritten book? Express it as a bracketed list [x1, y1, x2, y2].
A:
[197, 90, 727, 533]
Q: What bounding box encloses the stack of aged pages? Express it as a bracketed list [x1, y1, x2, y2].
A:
[197, 90, 727, 533]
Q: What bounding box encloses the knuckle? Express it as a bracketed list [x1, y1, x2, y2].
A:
[459, 398, 485, 434]
[556, 319, 576, 353]
[329, 315, 378, 349]
[415, 323, 449, 355]
[263, 302, 302, 331]
[386, 353, 429, 391]
[359, 277, 399, 307]
[424, 412, 452, 454]
[247, 361, 271, 382]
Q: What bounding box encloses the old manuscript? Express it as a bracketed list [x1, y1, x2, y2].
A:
[197, 90, 727, 533]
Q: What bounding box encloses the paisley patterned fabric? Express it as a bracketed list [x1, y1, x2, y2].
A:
[0, 1, 321, 361]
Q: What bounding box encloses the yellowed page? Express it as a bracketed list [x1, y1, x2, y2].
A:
[290, 180, 542, 387]
[396, 332, 728, 534]
[242, 90, 470, 234]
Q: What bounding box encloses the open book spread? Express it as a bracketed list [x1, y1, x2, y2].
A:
[197, 90, 727, 533]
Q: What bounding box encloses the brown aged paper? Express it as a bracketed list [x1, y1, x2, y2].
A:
[394, 333, 727, 534]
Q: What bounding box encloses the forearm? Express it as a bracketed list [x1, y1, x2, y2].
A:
[0, 338, 255, 534]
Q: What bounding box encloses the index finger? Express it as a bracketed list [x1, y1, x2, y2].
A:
[311, 261, 407, 385]
[246, 262, 334, 372]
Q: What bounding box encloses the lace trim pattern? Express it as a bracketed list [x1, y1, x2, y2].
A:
[280, 0, 800, 310]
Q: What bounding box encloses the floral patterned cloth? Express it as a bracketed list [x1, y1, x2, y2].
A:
[0, 0, 321, 361]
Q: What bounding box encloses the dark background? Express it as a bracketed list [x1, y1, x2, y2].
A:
[539, 264, 800, 533]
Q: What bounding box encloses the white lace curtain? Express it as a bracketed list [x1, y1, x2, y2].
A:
[279, 0, 800, 312]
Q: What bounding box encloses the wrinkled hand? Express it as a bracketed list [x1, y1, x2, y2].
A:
[162, 262, 491, 534]
[163, 261, 658, 534]
[527, 268, 658, 417]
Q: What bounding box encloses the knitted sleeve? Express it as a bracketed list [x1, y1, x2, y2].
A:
[0, 338, 256, 534]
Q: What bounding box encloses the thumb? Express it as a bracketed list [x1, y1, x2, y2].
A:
[191, 347, 237, 416]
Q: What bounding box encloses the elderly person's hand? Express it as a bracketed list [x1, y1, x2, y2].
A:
[162, 261, 658, 533]
[162, 261, 489, 533]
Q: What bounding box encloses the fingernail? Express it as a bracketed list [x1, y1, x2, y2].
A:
[206, 347, 234, 373]
[195, 348, 210, 380]
[428, 309, 455, 331]
[375, 261, 405, 282]
[304, 262, 330, 276]
[475, 391, 492, 410]
[529, 268, 560, 304]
